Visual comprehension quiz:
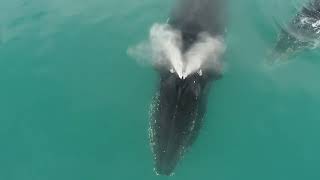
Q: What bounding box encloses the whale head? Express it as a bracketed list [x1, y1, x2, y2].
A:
[150, 70, 217, 175]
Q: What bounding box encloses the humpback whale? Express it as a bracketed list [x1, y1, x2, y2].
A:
[271, 0, 320, 62]
[149, 0, 225, 175]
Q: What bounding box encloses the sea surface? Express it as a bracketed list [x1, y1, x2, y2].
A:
[1, 0, 320, 179]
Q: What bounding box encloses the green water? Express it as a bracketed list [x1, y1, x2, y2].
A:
[1, 0, 320, 179]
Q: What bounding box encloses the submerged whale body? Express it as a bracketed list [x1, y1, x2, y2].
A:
[149, 0, 225, 175]
[271, 0, 320, 62]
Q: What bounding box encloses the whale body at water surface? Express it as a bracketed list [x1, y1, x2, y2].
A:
[149, 0, 226, 175]
[271, 0, 320, 63]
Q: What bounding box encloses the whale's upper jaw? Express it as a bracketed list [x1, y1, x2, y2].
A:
[150, 72, 212, 176]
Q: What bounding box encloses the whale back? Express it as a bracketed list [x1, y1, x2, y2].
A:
[169, 0, 226, 37]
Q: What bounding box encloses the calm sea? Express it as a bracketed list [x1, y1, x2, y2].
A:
[1, 0, 320, 179]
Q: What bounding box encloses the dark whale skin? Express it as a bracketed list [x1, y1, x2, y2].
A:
[273, 0, 320, 58]
[149, 0, 225, 176]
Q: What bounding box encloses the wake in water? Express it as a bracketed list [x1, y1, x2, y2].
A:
[128, 23, 225, 79]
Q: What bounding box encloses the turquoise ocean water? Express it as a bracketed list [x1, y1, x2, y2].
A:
[1, 0, 320, 179]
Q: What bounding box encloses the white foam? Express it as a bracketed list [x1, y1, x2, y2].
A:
[128, 23, 225, 79]
[183, 32, 225, 78]
[150, 23, 184, 78]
